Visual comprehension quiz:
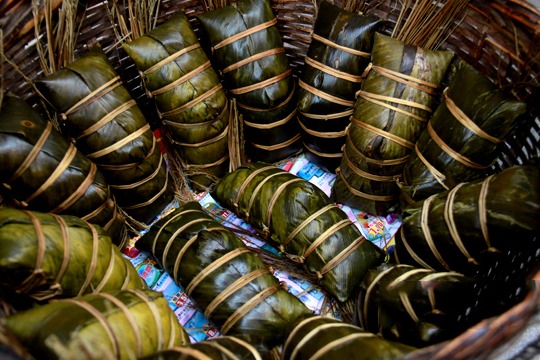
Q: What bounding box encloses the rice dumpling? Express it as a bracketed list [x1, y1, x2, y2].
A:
[36, 46, 174, 224]
[197, 0, 302, 163]
[0, 208, 147, 302]
[0, 94, 126, 246]
[399, 60, 528, 205]
[394, 164, 540, 275]
[356, 263, 477, 347]
[211, 162, 386, 302]
[297, 1, 381, 172]
[281, 315, 415, 360]
[136, 201, 313, 354]
[3, 289, 190, 360]
[123, 12, 230, 191]
[331, 33, 454, 215]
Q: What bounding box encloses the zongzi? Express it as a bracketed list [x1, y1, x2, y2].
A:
[297, 1, 381, 172]
[123, 12, 230, 191]
[331, 33, 454, 215]
[399, 60, 527, 205]
[3, 289, 190, 360]
[136, 201, 313, 354]
[36, 46, 174, 224]
[197, 0, 302, 163]
[211, 162, 386, 302]
[0, 95, 126, 246]
[394, 164, 540, 275]
[0, 208, 147, 301]
[356, 263, 476, 347]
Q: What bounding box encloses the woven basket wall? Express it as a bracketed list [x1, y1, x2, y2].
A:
[1, 0, 539, 359]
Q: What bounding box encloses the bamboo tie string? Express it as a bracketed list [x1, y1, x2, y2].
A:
[204, 268, 270, 319]
[75, 100, 137, 141]
[222, 48, 286, 74]
[245, 172, 290, 225]
[60, 76, 122, 120]
[61, 298, 120, 358]
[443, 88, 504, 144]
[335, 168, 395, 202]
[427, 121, 488, 169]
[128, 289, 165, 351]
[120, 169, 169, 210]
[95, 292, 143, 358]
[51, 161, 97, 214]
[16, 211, 46, 295]
[243, 109, 296, 130]
[77, 220, 100, 296]
[317, 235, 366, 278]
[24, 142, 78, 204]
[304, 56, 365, 83]
[299, 79, 355, 107]
[8, 121, 53, 184]
[250, 133, 301, 151]
[420, 196, 452, 271]
[221, 285, 280, 334]
[398, 226, 435, 270]
[143, 43, 201, 75]
[301, 219, 352, 263]
[281, 204, 337, 251]
[311, 33, 371, 58]
[265, 178, 304, 236]
[232, 165, 275, 212]
[93, 246, 116, 293]
[443, 183, 480, 265]
[350, 117, 415, 150]
[51, 214, 70, 296]
[185, 248, 252, 297]
[160, 84, 223, 117]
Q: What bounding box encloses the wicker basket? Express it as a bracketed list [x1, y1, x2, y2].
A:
[1, 0, 539, 359]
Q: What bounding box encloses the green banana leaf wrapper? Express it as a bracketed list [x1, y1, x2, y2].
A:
[197, 0, 302, 163]
[136, 201, 312, 353]
[123, 12, 230, 191]
[140, 336, 262, 360]
[331, 33, 454, 215]
[3, 289, 190, 360]
[0, 95, 126, 246]
[297, 1, 381, 172]
[0, 208, 146, 302]
[282, 315, 415, 360]
[211, 162, 385, 302]
[394, 164, 540, 275]
[399, 61, 528, 205]
[356, 263, 477, 347]
[36, 46, 174, 224]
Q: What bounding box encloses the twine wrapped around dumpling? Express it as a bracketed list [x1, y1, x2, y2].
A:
[136, 201, 313, 354]
[197, 0, 302, 163]
[331, 33, 454, 215]
[3, 289, 190, 360]
[356, 263, 477, 347]
[123, 12, 230, 191]
[398, 61, 527, 205]
[211, 162, 385, 302]
[36, 46, 174, 224]
[394, 164, 540, 275]
[297, 1, 381, 172]
[0, 95, 126, 246]
[281, 316, 415, 360]
[140, 336, 262, 360]
[0, 208, 147, 302]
